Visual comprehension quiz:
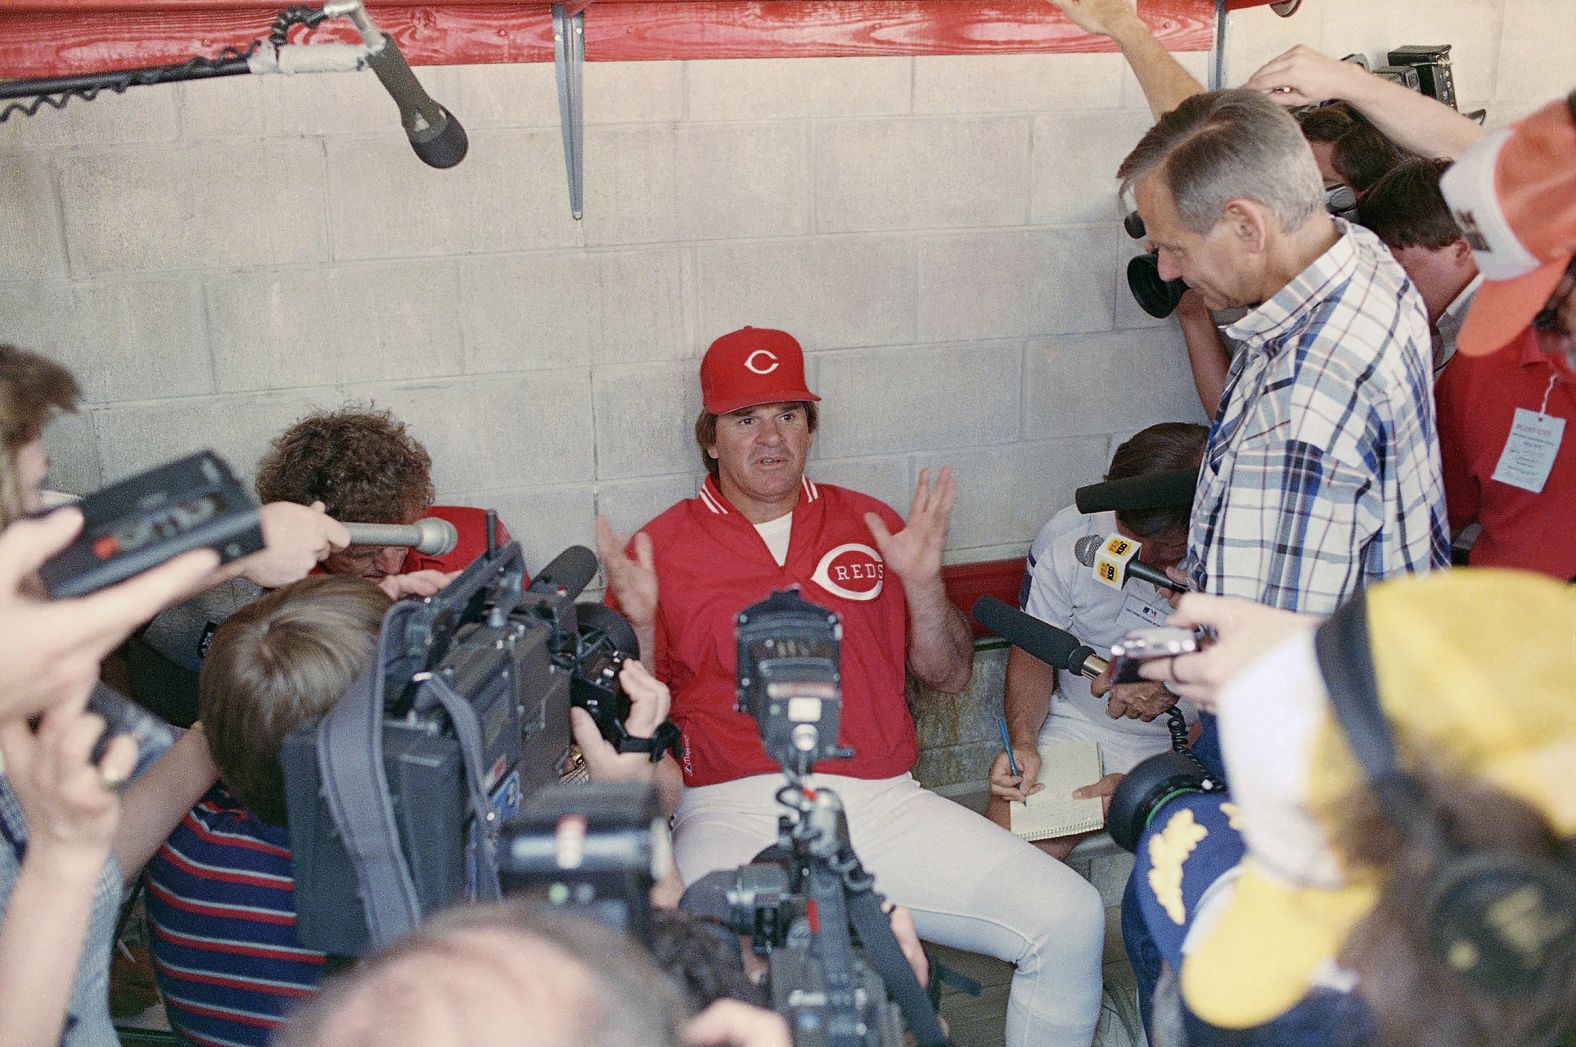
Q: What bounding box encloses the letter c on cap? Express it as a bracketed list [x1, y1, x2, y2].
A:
[744, 349, 780, 375]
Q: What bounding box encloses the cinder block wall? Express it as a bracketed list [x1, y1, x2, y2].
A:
[2, 0, 1568, 578]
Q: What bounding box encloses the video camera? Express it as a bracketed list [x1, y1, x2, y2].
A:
[281, 526, 675, 957]
[681, 589, 954, 1047]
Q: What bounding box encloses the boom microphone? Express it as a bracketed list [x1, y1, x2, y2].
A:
[342, 517, 459, 557]
[528, 544, 598, 600]
[1074, 534, 1187, 593]
[971, 596, 1109, 679]
[335, 0, 468, 168]
[1074, 468, 1197, 515]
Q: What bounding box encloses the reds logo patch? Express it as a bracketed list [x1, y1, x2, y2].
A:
[811, 543, 885, 601]
[744, 349, 780, 375]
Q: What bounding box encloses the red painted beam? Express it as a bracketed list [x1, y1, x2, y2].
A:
[0, 1, 1212, 79]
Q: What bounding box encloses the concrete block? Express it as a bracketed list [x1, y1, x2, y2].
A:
[1495, 0, 1576, 102]
[593, 473, 698, 538]
[0, 277, 211, 403]
[1322, 1, 1500, 106]
[446, 483, 598, 575]
[687, 57, 911, 120]
[206, 261, 464, 393]
[1024, 327, 1210, 440]
[802, 455, 912, 518]
[1122, 50, 1209, 109]
[93, 389, 340, 487]
[916, 228, 1116, 343]
[0, 85, 177, 149]
[59, 141, 329, 276]
[1031, 111, 1152, 225]
[580, 126, 681, 246]
[941, 437, 1114, 552]
[912, 645, 1006, 752]
[345, 368, 594, 492]
[177, 76, 265, 140]
[455, 60, 685, 126]
[913, 52, 1125, 114]
[462, 247, 692, 373]
[0, 153, 67, 278]
[675, 124, 812, 241]
[42, 408, 101, 496]
[810, 341, 1021, 459]
[326, 128, 582, 261]
[694, 237, 915, 352]
[815, 118, 1031, 233]
[1088, 850, 1136, 908]
[1220, 5, 1321, 89]
[261, 67, 463, 139]
[592, 361, 705, 479]
[912, 739, 997, 791]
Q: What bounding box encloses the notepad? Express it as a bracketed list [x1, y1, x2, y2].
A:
[1009, 740, 1105, 842]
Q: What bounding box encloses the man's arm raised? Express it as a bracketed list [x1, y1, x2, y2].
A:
[1046, 0, 1204, 118]
[865, 468, 973, 694]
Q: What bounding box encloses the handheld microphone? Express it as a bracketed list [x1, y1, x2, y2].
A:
[1074, 468, 1197, 515]
[87, 686, 176, 769]
[528, 545, 598, 600]
[332, 0, 468, 168]
[1074, 534, 1187, 593]
[971, 596, 1109, 680]
[342, 517, 459, 557]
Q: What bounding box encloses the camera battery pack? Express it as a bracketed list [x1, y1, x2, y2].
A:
[41, 450, 262, 598]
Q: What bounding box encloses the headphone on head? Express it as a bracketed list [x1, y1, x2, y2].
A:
[1313, 592, 1576, 999]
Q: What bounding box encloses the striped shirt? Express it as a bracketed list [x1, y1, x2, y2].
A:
[1188, 220, 1449, 615]
[144, 787, 325, 1047]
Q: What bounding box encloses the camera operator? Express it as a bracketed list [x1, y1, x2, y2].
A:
[597, 326, 1105, 1047]
[144, 572, 675, 1046]
[990, 422, 1206, 860]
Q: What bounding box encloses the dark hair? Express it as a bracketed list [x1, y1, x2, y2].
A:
[1297, 102, 1359, 145]
[1332, 121, 1408, 196]
[1335, 762, 1576, 1047]
[280, 902, 691, 1047]
[199, 576, 391, 825]
[694, 402, 819, 481]
[1107, 422, 1208, 539]
[0, 345, 81, 529]
[648, 909, 767, 1011]
[1356, 157, 1461, 251]
[255, 406, 435, 524]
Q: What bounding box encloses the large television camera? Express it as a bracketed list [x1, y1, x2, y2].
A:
[280, 527, 673, 957]
[681, 590, 954, 1047]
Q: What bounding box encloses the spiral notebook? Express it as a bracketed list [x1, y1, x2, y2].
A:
[1009, 740, 1105, 842]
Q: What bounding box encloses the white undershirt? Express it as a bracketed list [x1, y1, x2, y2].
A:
[753, 513, 793, 566]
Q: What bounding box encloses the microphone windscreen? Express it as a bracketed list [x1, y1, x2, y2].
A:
[528, 545, 598, 600]
[411, 110, 468, 169]
[413, 517, 459, 556]
[1074, 468, 1198, 515]
[971, 596, 1084, 670]
[1073, 534, 1102, 567]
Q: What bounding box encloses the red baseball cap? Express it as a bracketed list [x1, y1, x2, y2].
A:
[1441, 93, 1576, 356]
[700, 326, 820, 415]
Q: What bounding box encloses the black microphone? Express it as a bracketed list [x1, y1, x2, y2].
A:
[1074, 468, 1197, 515]
[971, 596, 1108, 679]
[339, 1, 467, 168]
[1073, 534, 1187, 593]
[87, 686, 176, 767]
[528, 545, 598, 600]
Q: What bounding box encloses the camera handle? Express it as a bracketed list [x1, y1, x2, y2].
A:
[783, 784, 953, 1047]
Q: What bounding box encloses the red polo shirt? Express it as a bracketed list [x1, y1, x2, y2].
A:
[1435, 329, 1576, 580]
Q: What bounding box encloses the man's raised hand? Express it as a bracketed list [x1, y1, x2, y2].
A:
[1044, 0, 1142, 39]
[864, 466, 956, 587]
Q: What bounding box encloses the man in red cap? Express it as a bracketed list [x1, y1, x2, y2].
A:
[597, 327, 1106, 1047]
[1433, 93, 1576, 579]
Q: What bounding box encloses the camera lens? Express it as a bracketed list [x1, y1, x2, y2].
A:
[1126, 252, 1189, 319]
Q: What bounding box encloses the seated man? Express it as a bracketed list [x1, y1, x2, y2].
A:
[145, 575, 674, 1046]
[989, 422, 1206, 860]
[597, 326, 1106, 1047]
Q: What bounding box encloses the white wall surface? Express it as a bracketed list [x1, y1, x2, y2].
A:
[3, 0, 1570, 572]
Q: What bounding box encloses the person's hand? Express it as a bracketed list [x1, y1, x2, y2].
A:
[376, 569, 459, 601]
[594, 516, 657, 627]
[864, 467, 955, 589]
[0, 700, 135, 866]
[570, 658, 672, 784]
[1137, 593, 1317, 711]
[1242, 44, 1369, 108]
[238, 501, 351, 588]
[883, 902, 930, 988]
[1173, 287, 1212, 325]
[1105, 681, 1179, 722]
[682, 999, 792, 1047]
[1072, 772, 1125, 817]
[0, 509, 218, 723]
[1159, 565, 1190, 609]
[1044, 0, 1142, 38]
[988, 743, 1043, 804]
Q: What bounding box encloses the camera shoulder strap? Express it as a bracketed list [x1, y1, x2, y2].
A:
[418, 672, 502, 902]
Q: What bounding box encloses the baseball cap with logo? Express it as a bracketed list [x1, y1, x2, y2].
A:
[700, 327, 820, 415]
[1440, 93, 1576, 356]
[1176, 569, 1576, 1030]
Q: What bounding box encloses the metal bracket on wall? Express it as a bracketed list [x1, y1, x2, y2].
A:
[552, 2, 587, 219]
[1210, 0, 1227, 90]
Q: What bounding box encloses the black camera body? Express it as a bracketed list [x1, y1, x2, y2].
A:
[736, 589, 847, 776]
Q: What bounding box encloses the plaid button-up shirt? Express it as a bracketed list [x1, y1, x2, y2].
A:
[1187, 220, 1450, 615]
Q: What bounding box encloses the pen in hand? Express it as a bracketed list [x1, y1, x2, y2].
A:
[997, 717, 1029, 806]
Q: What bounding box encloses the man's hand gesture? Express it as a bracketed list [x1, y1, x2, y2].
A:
[594, 517, 659, 663]
[865, 467, 955, 589]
